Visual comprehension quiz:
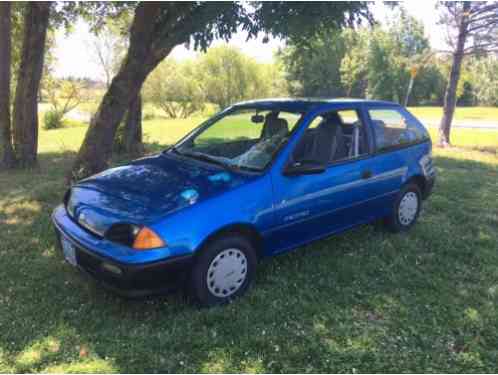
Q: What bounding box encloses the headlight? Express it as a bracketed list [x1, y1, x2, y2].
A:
[105, 224, 165, 250]
[419, 153, 435, 178]
[64, 189, 75, 218]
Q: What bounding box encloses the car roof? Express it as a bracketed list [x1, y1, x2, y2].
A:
[232, 98, 399, 113]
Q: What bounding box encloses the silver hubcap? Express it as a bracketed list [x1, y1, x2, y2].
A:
[398, 191, 418, 226]
[207, 248, 247, 298]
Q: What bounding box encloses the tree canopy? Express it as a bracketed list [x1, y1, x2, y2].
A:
[70, 1, 373, 179]
[280, 9, 438, 105]
[437, 1, 498, 146]
[143, 58, 206, 119]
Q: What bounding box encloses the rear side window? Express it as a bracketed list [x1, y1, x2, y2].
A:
[368, 108, 429, 152]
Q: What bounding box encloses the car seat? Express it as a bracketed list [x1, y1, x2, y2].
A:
[261, 112, 289, 139]
[313, 118, 348, 163]
[293, 113, 348, 164]
[372, 119, 387, 149]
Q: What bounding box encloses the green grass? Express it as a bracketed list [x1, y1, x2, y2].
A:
[1, 117, 498, 372]
[408, 106, 498, 122]
[427, 128, 498, 151]
[37, 111, 498, 153]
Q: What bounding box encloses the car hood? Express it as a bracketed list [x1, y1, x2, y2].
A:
[68, 153, 254, 230]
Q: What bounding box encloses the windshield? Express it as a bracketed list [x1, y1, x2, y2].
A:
[172, 107, 303, 171]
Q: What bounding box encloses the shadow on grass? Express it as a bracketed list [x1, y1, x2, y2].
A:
[435, 154, 498, 172]
[0, 148, 497, 372]
[436, 144, 498, 156]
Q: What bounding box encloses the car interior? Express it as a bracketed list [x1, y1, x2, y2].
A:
[192, 111, 292, 160]
[188, 109, 372, 169]
[260, 112, 289, 139]
[372, 118, 422, 150]
[293, 111, 368, 165]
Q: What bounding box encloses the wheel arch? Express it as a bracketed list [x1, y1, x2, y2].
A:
[405, 174, 428, 199]
[195, 223, 265, 260]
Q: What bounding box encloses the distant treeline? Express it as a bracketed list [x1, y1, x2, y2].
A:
[142, 11, 498, 117]
[279, 11, 498, 107]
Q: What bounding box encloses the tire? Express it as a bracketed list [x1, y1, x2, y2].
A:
[385, 183, 422, 233]
[188, 235, 257, 307]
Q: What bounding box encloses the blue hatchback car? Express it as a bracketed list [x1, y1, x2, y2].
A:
[52, 98, 435, 306]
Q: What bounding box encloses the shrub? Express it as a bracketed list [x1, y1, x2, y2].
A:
[143, 59, 205, 119]
[43, 109, 64, 130]
[201, 104, 219, 118]
[42, 77, 89, 128]
[142, 112, 156, 121]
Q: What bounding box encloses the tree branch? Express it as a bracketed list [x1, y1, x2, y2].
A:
[468, 2, 498, 19]
[463, 42, 498, 53]
[467, 18, 498, 33]
[468, 12, 498, 25]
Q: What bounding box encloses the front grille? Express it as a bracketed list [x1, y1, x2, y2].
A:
[77, 249, 130, 289]
[73, 244, 191, 293]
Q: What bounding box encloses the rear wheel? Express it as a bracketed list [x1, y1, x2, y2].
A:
[385, 183, 422, 233]
[188, 235, 257, 307]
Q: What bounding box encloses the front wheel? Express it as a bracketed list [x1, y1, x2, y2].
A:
[188, 235, 257, 307]
[385, 183, 422, 233]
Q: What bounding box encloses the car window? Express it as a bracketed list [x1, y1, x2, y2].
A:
[194, 111, 267, 146]
[292, 109, 368, 165]
[307, 117, 322, 129]
[177, 108, 302, 171]
[338, 110, 359, 124]
[368, 108, 429, 151]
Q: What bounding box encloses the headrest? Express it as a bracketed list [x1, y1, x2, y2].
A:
[324, 112, 343, 125]
[372, 120, 386, 128]
[262, 114, 289, 138]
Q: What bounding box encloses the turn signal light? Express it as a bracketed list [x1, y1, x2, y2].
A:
[132, 227, 165, 250]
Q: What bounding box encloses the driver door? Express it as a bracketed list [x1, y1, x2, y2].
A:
[267, 108, 377, 254]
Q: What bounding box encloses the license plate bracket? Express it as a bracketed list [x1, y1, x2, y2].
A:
[61, 235, 77, 267]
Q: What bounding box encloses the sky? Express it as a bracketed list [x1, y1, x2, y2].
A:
[53, 1, 446, 81]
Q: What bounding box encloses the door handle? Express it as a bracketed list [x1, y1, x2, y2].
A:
[361, 170, 373, 179]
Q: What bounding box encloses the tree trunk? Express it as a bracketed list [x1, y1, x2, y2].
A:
[123, 94, 143, 155]
[404, 75, 415, 107]
[115, 94, 144, 155]
[69, 4, 167, 181]
[11, 2, 50, 168]
[0, 3, 15, 168]
[438, 4, 469, 147]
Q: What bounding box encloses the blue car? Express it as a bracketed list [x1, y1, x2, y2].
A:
[52, 99, 435, 306]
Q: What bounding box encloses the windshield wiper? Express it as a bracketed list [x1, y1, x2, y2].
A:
[166, 145, 183, 155]
[229, 163, 262, 173]
[180, 151, 235, 171]
[169, 148, 261, 173]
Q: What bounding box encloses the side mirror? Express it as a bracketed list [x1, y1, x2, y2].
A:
[283, 160, 326, 176]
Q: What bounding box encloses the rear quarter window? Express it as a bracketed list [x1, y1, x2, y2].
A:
[368, 108, 429, 151]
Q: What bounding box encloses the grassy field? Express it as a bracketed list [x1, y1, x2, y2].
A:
[408, 106, 498, 123]
[38, 114, 498, 155]
[1, 116, 498, 372]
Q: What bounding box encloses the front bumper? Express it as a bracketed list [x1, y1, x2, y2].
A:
[52, 209, 193, 298]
